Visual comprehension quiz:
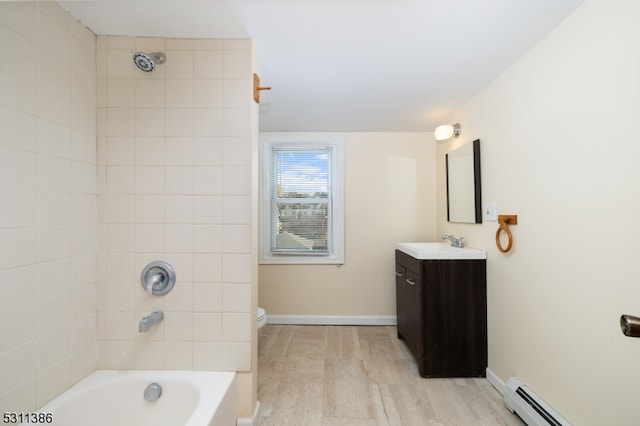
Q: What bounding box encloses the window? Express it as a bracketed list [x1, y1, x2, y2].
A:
[260, 136, 344, 264]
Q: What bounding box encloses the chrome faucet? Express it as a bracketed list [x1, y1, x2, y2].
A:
[139, 310, 164, 333]
[442, 234, 465, 248]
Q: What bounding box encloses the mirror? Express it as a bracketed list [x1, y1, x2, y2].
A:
[446, 139, 482, 223]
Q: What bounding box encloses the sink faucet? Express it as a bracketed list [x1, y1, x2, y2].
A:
[442, 234, 464, 248]
[139, 310, 164, 333]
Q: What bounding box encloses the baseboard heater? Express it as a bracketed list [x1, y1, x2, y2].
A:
[504, 377, 571, 426]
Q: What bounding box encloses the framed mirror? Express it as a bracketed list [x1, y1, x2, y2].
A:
[446, 139, 482, 223]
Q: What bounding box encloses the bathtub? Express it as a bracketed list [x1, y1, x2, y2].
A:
[33, 370, 236, 426]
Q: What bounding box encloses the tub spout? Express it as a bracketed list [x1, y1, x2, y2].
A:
[139, 310, 164, 333]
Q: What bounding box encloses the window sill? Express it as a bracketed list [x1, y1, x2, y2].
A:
[259, 255, 344, 265]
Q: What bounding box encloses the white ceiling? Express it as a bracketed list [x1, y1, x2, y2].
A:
[59, 0, 586, 132]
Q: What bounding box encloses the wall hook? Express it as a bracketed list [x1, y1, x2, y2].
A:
[496, 214, 518, 253]
[253, 73, 271, 103]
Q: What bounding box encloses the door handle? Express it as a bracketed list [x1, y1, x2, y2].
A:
[621, 314, 640, 337]
[406, 278, 416, 286]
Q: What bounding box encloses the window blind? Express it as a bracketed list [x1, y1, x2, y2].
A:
[271, 146, 332, 254]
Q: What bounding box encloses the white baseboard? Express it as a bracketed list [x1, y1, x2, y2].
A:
[486, 367, 506, 396]
[267, 315, 397, 326]
[236, 400, 261, 426]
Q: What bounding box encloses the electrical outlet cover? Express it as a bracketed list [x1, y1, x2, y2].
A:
[484, 202, 497, 221]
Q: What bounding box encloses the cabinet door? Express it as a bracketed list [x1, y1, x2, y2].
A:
[423, 259, 487, 377]
[396, 266, 423, 360]
[395, 264, 408, 338]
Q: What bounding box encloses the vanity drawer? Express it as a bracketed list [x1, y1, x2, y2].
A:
[395, 249, 422, 276]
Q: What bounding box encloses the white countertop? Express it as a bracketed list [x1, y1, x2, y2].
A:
[397, 242, 486, 260]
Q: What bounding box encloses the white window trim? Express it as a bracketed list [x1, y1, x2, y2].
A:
[259, 135, 344, 265]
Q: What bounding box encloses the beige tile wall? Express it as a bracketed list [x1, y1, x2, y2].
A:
[96, 36, 254, 372]
[0, 2, 97, 412]
[0, 2, 256, 413]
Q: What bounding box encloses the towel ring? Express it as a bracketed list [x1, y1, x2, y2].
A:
[496, 215, 517, 253]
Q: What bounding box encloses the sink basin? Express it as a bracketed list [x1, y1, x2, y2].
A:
[397, 242, 486, 260]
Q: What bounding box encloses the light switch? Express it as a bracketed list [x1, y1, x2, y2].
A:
[484, 202, 497, 221]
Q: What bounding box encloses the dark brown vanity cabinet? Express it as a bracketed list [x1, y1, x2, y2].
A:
[395, 249, 487, 378]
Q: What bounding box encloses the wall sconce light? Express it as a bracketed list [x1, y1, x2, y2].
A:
[434, 123, 461, 141]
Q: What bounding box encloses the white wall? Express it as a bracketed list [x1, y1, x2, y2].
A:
[259, 132, 436, 319]
[0, 2, 97, 411]
[437, 0, 640, 424]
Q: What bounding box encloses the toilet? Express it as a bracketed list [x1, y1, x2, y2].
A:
[257, 307, 267, 329]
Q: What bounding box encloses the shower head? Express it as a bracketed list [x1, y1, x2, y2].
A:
[133, 51, 166, 72]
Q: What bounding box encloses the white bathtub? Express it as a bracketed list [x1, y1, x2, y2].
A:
[33, 370, 236, 426]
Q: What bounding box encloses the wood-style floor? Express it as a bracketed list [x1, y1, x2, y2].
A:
[257, 325, 525, 426]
